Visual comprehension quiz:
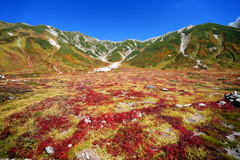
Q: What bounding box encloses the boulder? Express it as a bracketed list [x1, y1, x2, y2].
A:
[225, 91, 240, 107]
[45, 146, 54, 154]
[146, 85, 156, 89]
[8, 96, 15, 100]
[218, 101, 226, 106]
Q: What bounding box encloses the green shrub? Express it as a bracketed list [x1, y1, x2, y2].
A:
[34, 38, 52, 49]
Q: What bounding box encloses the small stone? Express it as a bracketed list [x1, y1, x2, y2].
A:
[162, 88, 168, 91]
[199, 103, 206, 107]
[183, 104, 192, 107]
[68, 144, 73, 148]
[219, 101, 226, 106]
[146, 85, 156, 89]
[136, 112, 142, 117]
[45, 146, 54, 154]
[175, 104, 183, 107]
[84, 117, 91, 124]
[8, 96, 15, 100]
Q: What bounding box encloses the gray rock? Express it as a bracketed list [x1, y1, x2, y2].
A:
[219, 101, 226, 106]
[8, 96, 15, 100]
[45, 146, 54, 154]
[146, 85, 156, 89]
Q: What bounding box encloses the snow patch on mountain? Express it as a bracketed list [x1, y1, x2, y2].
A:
[228, 17, 240, 28]
[178, 25, 195, 33]
[21, 23, 32, 26]
[17, 36, 22, 48]
[179, 33, 191, 56]
[8, 32, 14, 36]
[92, 62, 121, 72]
[46, 26, 58, 37]
[213, 34, 219, 39]
[48, 38, 60, 49]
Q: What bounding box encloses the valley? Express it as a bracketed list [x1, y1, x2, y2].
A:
[0, 67, 240, 159]
[0, 21, 240, 159]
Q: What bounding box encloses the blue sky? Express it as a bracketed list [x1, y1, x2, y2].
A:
[1, 0, 240, 41]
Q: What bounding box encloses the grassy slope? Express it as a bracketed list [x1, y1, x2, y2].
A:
[0, 25, 106, 74]
[126, 23, 240, 69]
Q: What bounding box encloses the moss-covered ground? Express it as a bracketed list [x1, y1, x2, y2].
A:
[0, 67, 239, 159]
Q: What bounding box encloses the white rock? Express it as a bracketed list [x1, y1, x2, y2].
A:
[137, 112, 142, 117]
[45, 146, 54, 154]
[199, 103, 206, 107]
[183, 104, 192, 107]
[218, 101, 226, 106]
[68, 144, 73, 148]
[175, 104, 183, 107]
[162, 88, 168, 91]
[84, 117, 91, 124]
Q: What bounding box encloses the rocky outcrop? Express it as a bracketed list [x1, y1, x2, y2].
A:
[224, 91, 240, 107]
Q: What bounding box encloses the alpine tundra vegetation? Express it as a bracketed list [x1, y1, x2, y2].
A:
[0, 21, 240, 160]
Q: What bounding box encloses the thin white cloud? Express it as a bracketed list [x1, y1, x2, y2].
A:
[228, 17, 240, 26]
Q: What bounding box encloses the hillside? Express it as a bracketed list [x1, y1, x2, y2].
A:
[0, 21, 240, 74]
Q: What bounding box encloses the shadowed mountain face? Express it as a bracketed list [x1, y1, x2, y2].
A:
[0, 21, 240, 74]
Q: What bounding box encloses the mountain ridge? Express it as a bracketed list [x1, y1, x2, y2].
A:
[0, 21, 240, 74]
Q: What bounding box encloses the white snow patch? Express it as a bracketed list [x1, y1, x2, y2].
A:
[92, 62, 121, 72]
[178, 25, 195, 33]
[46, 26, 58, 37]
[8, 32, 14, 36]
[48, 38, 60, 49]
[21, 23, 32, 26]
[17, 36, 21, 48]
[133, 40, 137, 47]
[179, 33, 208, 69]
[179, 33, 191, 56]
[126, 55, 137, 61]
[228, 17, 240, 27]
[213, 34, 219, 40]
